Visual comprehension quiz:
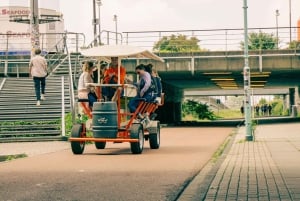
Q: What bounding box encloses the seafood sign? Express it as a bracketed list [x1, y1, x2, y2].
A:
[0, 6, 64, 55]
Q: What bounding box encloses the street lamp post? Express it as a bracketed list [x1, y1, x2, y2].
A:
[93, 0, 97, 46]
[113, 14, 118, 44]
[289, 0, 292, 44]
[276, 9, 280, 49]
[243, 0, 253, 141]
[96, 0, 102, 45]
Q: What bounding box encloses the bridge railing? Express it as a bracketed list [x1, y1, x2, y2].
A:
[123, 26, 300, 52]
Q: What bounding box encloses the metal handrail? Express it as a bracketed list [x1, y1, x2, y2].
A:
[0, 78, 6, 90]
[61, 76, 66, 137]
[86, 30, 123, 48]
[64, 36, 76, 124]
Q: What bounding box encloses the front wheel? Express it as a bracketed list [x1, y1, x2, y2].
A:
[130, 124, 144, 154]
[71, 124, 85, 155]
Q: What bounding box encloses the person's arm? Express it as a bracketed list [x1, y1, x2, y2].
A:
[44, 58, 48, 71]
[29, 59, 33, 77]
[140, 73, 151, 97]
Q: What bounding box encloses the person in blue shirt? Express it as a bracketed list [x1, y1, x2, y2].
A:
[128, 64, 154, 113]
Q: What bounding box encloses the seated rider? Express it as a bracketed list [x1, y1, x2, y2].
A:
[78, 61, 98, 110]
[128, 64, 156, 113]
[102, 57, 126, 101]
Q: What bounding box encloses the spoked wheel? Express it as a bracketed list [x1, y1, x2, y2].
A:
[149, 122, 160, 149]
[130, 124, 144, 154]
[95, 142, 106, 149]
[71, 124, 86, 154]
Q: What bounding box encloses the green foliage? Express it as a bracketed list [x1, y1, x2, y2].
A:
[271, 99, 284, 116]
[0, 153, 28, 162]
[182, 100, 217, 120]
[258, 98, 267, 105]
[153, 34, 201, 52]
[240, 31, 278, 50]
[288, 40, 300, 50]
[0, 120, 59, 126]
[63, 113, 89, 136]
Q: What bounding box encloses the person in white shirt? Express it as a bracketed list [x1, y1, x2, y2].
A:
[78, 61, 98, 110]
[29, 48, 48, 106]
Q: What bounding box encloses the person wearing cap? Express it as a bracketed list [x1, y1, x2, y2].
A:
[78, 61, 98, 110]
[102, 57, 126, 101]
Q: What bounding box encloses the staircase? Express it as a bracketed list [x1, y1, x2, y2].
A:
[0, 76, 72, 142]
[0, 52, 85, 142]
[50, 53, 84, 82]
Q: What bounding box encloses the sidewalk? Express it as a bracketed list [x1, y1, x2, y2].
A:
[0, 141, 70, 157]
[179, 123, 300, 201]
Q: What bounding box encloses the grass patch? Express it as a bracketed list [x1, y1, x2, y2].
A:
[216, 109, 243, 119]
[211, 138, 230, 163]
[211, 128, 237, 163]
[0, 153, 28, 162]
[237, 139, 246, 143]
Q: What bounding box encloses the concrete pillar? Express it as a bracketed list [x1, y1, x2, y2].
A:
[289, 88, 295, 115]
[283, 94, 287, 115]
[30, 0, 40, 55]
[156, 83, 183, 124]
[157, 102, 182, 124]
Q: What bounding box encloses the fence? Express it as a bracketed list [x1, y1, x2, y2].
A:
[123, 26, 300, 52]
[0, 32, 85, 55]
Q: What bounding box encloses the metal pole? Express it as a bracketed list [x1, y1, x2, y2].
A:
[30, 0, 40, 57]
[289, 0, 292, 44]
[61, 76, 66, 137]
[243, 0, 253, 141]
[97, 0, 102, 45]
[276, 10, 280, 49]
[114, 15, 118, 44]
[93, 0, 97, 46]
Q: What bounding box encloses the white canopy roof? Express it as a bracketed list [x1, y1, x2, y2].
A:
[80, 44, 164, 63]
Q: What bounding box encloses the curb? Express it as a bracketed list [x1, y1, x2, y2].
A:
[176, 127, 238, 201]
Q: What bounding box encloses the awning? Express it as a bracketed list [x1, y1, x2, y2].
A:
[80, 44, 164, 63]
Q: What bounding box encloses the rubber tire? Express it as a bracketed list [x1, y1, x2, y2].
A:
[149, 122, 160, 149]
[95, 142, 106, 149]
[130, 124, 144, 154]
[71, 124, 85, 155]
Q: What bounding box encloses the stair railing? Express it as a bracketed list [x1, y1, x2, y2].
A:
[64, 36, 76, 124]
[0, 78, 6, 90]
[61, 76, 66, 137]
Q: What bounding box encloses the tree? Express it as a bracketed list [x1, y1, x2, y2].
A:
[287, 40, 300, 50]
[153, 34, 201, 52]
[240, 31, 278, 50]
[182, 100, 217, 120]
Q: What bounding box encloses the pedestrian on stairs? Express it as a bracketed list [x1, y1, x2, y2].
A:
[29, 48, 48, 106]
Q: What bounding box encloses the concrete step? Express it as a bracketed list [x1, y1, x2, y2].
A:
[0, 114, 63, 121]
[0, 130, 60, 136]
[0, 136, 66, 142]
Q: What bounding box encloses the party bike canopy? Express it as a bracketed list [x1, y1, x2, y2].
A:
[80, 44, 164, 63]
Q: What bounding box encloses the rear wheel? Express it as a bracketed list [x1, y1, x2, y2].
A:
[149, 122, 160, 149]
[95, 142, 106, 149]
[130, 124, 144, 154]
[71, 124, 85, 154]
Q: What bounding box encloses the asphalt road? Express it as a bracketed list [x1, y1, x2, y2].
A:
[0, 127, 233, 201]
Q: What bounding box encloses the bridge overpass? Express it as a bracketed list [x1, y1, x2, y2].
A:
[122, 49, 300, 123]
[1, 48, 299, 124]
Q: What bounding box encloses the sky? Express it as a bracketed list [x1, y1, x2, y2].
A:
[1, 0, 300, 49]
[59, 0, 300, 42]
